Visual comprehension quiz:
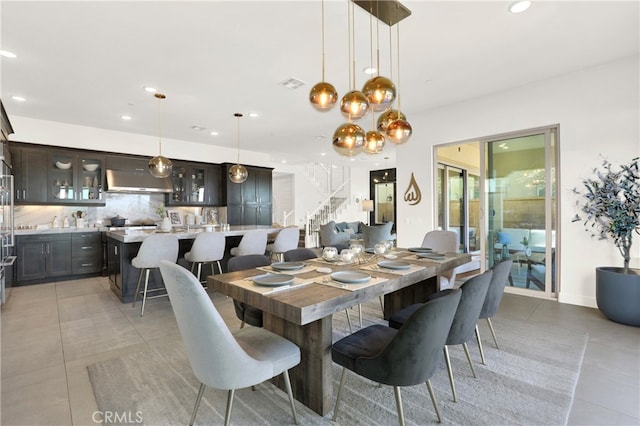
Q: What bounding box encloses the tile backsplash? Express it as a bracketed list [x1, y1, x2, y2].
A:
[14, 193, 225, 228]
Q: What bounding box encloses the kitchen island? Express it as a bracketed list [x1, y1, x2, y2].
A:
[106, 225, 282, 303]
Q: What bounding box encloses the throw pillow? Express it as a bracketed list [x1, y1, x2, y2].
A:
[335, 221, 348, 232]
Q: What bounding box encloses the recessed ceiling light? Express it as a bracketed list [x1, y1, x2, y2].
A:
[349, 158, 355, 162]
[509, 1, 531, 13]
[0, 50, 17, 58]
[281, 160, 287, 164]
[143, 86, 157, 93]
[320, 152, 326, 156]
[11, 96, 26, 102]
[120, 115, 132, 120]
[210, 131, 219, 136]
[363, 67, 377, 75]
[247, 112, 260, 118]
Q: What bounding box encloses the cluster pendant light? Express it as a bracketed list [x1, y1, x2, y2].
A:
[148, 93, 173, 178]
[229, 113, 248, 184]
[310, 0, 411, 157]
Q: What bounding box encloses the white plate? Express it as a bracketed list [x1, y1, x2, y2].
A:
[252, 273, 295, 287]
[330, 271, 371, 284]
[271, 261, 305, 271]
[417, 253, 445, 260]
[377, 260, 411, 270]
[55, 161, 72, 170]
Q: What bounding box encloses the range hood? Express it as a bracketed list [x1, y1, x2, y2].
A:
[106, 169, 173, 193]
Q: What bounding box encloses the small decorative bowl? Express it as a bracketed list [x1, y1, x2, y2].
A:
[83, 163, 99, 172]
[55, 161, 72, 170]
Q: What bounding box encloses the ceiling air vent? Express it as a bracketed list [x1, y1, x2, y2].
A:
[280, 77, 306, 90]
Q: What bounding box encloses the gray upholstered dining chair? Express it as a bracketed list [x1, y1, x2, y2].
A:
[184, 231, 225, 284]
[388, 269, 492, 402]
[283, 248, 318, 262]
[131, 233, 179, 317]
[158, 260, 300, 426]
[422, 230, 458, 290]
[331, 288, 462, 424]
[318, 221, 351, 248]
[266, 226, 300, 261]
[362, 221, 394, 249]
[476, 259, 512, 364]
[229, 229, 267, 256]
[227, 254, 271, 328]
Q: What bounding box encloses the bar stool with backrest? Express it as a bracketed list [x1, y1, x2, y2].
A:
[131, 233, 179, 317]
[229, 229, 267, 257]
[184, 231, 226, 285]
[266, 227, 300, 262]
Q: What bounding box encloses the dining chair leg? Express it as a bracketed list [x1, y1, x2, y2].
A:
[443, 346, 457, 402]
[426, 379, 442, 423]
[332, 368, 348, 421]
[393, 386, 405, 426]
[344, 309, 353, 333]
[475, 325, 486, 365]
[463, 342, 477, 378]
[196, 263, 202, 283]
[189, 382, 206, 426]
[487, 317, 500, 349]
[224, 389, 235, 426]
[282, 369, 298, 425]
[216, 260, 223, 274]
[358, 304, 363, 328]
[140, 269, 151, 317]
[378, 295, 384, 313]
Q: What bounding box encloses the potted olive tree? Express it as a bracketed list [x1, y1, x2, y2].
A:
[574, 156, 640, 326]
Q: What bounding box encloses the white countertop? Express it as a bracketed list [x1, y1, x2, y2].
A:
[105, 225, 282, 243]
[14, 226, 103, 235]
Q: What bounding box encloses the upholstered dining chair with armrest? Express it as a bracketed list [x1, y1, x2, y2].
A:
[227, 254, 271, 328]
[421, 230, 458, 290]
[158, 261, 300, 426]
[332, 288, 462, 424]
[388, 269, 492, 402]
[229, 229, 268, 257]
[362, 221, 395, 250]
[184, 231, 226, 285]
[266, 226, 300, 262]
[475, 259, 512, 365]
[131, 233, 179, 317]
[526, 254, 556, 292]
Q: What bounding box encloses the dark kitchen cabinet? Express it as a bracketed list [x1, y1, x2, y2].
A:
[166, 162, 221, 206]
[222, 164, 272, 225]
[48, 150, 105, 205]
[71, 232, 102, 274]
[11, 146, 47, 203]
[16, 234, 72, 282]
[107, 238, 122, 294]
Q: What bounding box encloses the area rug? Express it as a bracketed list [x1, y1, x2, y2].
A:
[88, 301, 587, 425]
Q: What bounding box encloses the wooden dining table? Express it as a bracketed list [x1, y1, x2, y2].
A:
[207, 249, 471, 416]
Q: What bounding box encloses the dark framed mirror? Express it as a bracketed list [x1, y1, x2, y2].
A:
[369, 168, 396, 229]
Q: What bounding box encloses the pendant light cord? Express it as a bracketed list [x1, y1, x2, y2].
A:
[235, 113, 242, 164]
[396, 18, 402, 113]
[321, 0, 326, 82]
[155, 93, 166, 156]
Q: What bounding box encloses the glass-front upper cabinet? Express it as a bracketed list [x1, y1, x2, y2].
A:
[166, 163, 217, 206]
[48, 151, 104, 205]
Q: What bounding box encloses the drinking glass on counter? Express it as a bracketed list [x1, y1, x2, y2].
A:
[374, 242, 387, 256]
[322, 246, 338, 261]
[340, 248, 354, 263]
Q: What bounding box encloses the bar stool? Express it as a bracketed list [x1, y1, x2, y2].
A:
[266, 227, 300, 262]
[229, 229, 267, 257]
[131, 233, 179, 317]
[184, 231, 225, 284]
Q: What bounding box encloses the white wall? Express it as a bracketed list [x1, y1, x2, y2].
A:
[396, 55, 640, 308]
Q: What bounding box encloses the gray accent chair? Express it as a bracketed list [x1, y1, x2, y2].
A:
[158, 260, 300, 426]
[131, 233, 179, 317]
[184, 231, 225, 284]
[476, 259, 512, 364]
[331, 288, 462, 424]
[319, 220, 350, 248]
[228, 254, 271, 328]
[362, 221, 394, 249]
[422, 230, 459, 290]
[229, 229, 267, 256]
[388, 269, 493, 402]
[283, 248, 318, 262]
[266, 227, 300, 261]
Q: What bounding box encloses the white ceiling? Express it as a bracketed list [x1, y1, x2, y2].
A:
[1, 1, 638, 167]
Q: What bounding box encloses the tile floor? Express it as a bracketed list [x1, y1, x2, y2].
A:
[1, 276, 639, 425]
